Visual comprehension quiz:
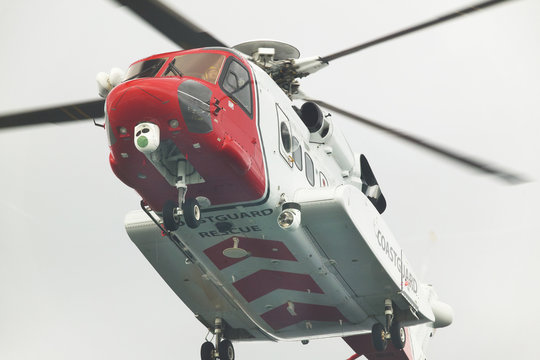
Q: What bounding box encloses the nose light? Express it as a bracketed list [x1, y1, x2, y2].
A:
[169, 119, 179, 128]
[278, 210, 295, 228]
[277, 202, 301, 231]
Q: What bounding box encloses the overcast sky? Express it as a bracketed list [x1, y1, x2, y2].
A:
[1, 1, 539, 359]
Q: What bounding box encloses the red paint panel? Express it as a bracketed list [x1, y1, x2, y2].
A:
[343, 327, 413, 360]
[204, 237, 297, 270]
[261, 302, 347, 331]
[233, 270, 323, 302]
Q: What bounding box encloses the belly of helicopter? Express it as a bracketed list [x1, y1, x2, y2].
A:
[124, 185, 425, 341]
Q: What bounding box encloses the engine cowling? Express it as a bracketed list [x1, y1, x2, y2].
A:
[300, 101, 355, 175]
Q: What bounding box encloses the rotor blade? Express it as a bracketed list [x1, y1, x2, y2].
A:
[115, 0, 227, 49]
[0, 99, 105, 128]
[310, 99, 526, 184]
[321, 0, 515, 63]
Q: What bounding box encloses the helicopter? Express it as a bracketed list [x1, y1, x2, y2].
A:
[2, 0, 536, 360]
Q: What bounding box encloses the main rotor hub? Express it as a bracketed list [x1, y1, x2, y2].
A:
[233, 40, 300, 60]
[233, 40, 307, 95]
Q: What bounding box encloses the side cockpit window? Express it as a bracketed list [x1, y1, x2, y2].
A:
[220, 58, 253, 116]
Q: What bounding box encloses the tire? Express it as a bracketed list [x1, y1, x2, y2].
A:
[218, 339, 235, 360]
[183, 198, 201, 229]
[162, 200, 181, 231]
[371, 323, 387, 352]
[200, 341, 214, 360]
[390, 321, 406, 349]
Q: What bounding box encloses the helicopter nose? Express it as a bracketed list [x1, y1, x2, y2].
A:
[107, 78, 214, 136]
[107, 79, 179, 130]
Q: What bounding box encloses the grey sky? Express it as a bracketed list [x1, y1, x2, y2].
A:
[1, 0, 539, 359]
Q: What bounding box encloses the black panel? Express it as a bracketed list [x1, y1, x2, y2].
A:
[177, 80, 212, 134]
[360, 154, 387, 214]
[360, 154, 378, 187]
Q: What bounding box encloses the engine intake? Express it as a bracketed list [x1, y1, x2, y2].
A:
[300, 101, 324, 133]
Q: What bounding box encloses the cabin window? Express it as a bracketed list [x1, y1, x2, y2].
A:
[305, 153, 315, 186]
[162, 53, 225, 84]
[281, 122, 291, 152]
[292, 136, 302, 171]
[276, 105, 293, 168]
[320, 172, 328, 187]
[125, 57, 167, 81]
[220, 58, 252, 116]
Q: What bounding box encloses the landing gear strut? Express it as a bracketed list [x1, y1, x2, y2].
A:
[200, 318, 235, 360]
[162, 161, 201, 231]
[371, 299, 406, 352]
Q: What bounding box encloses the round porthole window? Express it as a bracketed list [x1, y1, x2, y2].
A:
[280, 121, 292, 153]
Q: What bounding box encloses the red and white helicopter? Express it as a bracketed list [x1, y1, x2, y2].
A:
[0, 0, 525, 359]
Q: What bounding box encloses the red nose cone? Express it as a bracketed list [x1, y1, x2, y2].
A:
[107, 78, 180, 131]
[105, 76, 267, 211]
[105, 78, 182, 210]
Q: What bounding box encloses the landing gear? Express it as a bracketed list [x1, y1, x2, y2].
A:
[201, 341, 215, 360]
[390, 321, 406, 349]
[218, 339, 235, 360]
[162, 159, 202, 231]
[371, 299, 406, 352]
[163, 200, 181, 231]
[200, 317, 235, 360]
[371, 322, 387, 351]
[183, 198, 201, 229]
[162, 197, 201, 231]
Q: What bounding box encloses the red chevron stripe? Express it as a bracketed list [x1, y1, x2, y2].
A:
[261, 302, 347, 331]
[203, 236, 297, 270]
[233, 270, 324, 302]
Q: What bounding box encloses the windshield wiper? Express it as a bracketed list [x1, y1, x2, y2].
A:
[166, 59, 183, 77]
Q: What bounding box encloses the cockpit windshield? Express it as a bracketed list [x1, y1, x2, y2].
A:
[162, 53, 226, 84]
[125, 57, 167, 81]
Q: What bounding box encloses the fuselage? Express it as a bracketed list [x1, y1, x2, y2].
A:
[110, 47, 450, 348]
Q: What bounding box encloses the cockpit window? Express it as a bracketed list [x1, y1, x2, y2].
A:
[125, 57, 167, 81]
[219, 58, 253, 116]
[162, 53, 226, 84]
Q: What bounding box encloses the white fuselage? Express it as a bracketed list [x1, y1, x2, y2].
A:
[125, 58, 445, 346]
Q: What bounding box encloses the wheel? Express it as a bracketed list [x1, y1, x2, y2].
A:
[183, 198, 201, 229]
[371, 322, 387, 352]
[390, 321, 406, 349]
[200, 341, 214, 360]
[162, 200, 181, 231]
[218, 339, 235, 360]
